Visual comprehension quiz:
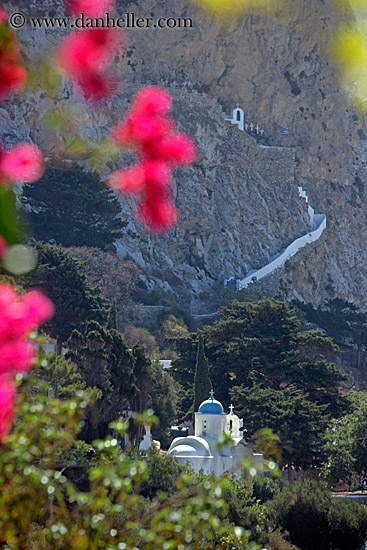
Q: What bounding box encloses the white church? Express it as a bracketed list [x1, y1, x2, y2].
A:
[167, 391, 263, 476]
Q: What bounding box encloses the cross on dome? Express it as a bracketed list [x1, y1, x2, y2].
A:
[210, 389, 215, 400]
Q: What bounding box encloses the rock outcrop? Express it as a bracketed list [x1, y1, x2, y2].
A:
[3, 0, 367, 313]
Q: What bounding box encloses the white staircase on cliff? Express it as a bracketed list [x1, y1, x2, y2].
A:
[225, 107, 327, 291]
[237, 187, 326, 290]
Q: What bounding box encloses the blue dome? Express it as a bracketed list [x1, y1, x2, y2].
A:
[198, 397, 224, 415]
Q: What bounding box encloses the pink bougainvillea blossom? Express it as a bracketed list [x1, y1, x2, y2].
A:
[108, 86, 196, 232]
[0, 284, 54, 373]
[56, 27, 124, 103]
[136, 198, 178, 234]
[108, 165, 146, 194]
[0, 236, 7, 259]
[0, 20, 27, 100]
[0, 143, 44, 184]
[0, 60, 27, 100]
[0, 285, 54, 343]
[0, 375, 15, 444]
[131, 86, 172, 117]
[74, 72, 118, 103]
[0, 8, 8, 26]
[0, 341, 35, 375]
[144, 133, 197, 166]
[56, 29, 121, 76]
[0, 285, 53, 443]
[66, 0, 115, 17]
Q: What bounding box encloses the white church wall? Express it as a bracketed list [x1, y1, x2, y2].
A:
[195, 414, 227, 437]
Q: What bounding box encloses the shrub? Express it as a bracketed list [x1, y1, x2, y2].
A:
[269, 480, 367, 550]
[138, 451, 187, 498]
[252, 476, 282, 504]
[328, 498, 367, 550]
[267, 531, 299, 550]
[269, 480, 331, 550]
[222, 475, 269, 547]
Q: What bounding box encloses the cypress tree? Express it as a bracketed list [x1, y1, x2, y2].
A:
[107, 298, 118, 330]
[26, 242, 109, 354]
[21, 166, 126, 249]
[193, 332, 212, 414]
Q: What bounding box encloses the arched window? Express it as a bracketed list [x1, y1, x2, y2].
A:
[229, 420, 233, 431]
[236, 111, 241, 122]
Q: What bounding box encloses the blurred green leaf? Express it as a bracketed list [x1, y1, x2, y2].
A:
[0, 186, 23, 246]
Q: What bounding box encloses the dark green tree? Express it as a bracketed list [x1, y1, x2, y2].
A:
[21, 166, 126, 249]
[150, 361, 177, 448]
[128, 343, 154, 447]
[34, 351, 89, 399]
[25, 242, 109, 354]
[295, 298, 367, 369]
[170, 332, 198, 388]
[230, 383, 329, 469]
[270, 480, 367, 550]
[193, 332, 212, 414]
[171, 298, 349, 468]
[172, 299, 346, 414]
[66, 320, 136, 440]
[324, 390, 367, 483]
[107, 298, 118, 330]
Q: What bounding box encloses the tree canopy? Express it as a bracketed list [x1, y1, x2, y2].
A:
[66, 320, 136, 441]
[21, 166, 126, 249]
[25, 242, 109, 353]
[171, 298, 349, 468]
[294, 298, 367, 369]
[193, 332, 212, 414]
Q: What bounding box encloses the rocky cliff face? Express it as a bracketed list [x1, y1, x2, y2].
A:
[3, 0, 367, 312]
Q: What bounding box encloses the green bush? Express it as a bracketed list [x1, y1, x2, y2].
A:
[267, 531, 299, 550]
[269, 480, 331, 550]
[222, 475, 269, 547]
[252, 476, 281, 504]
[328, 498, 367, 550]
[269, 480, 367, 550]
[138, 451, 187, 498]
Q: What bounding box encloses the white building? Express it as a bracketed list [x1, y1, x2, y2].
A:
[167, 391, 263, 476]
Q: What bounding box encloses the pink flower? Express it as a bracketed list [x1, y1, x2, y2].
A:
[66, 0, 115, 17]
[0, 286, 54, 342]
[56, 29, 121, 76]
[111, 116, 172, 147]
[75, 72, 118, 103]
[108, 86, 196, 233]
[0, 56, 27, 101]
[56, 27, 124, 103]
[0, 144, 44, 184]
[0, 236, 7, 259]
[0, 7, 8, 25]
[136, 199, 177, 233]
[0, 22, 27, 100]
[143, 160, 171, 188]
[108, 165, 146, 194]
[0, 284, 54, 373]
[145, 134, 196, 166]
[0, 375, 15, 444]
[0, 341, 35, 375]
[0, 285, 53, 442]
[132, 86, 172, 117]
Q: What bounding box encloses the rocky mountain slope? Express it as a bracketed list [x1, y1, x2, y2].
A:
[2, 0, 367, 313]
